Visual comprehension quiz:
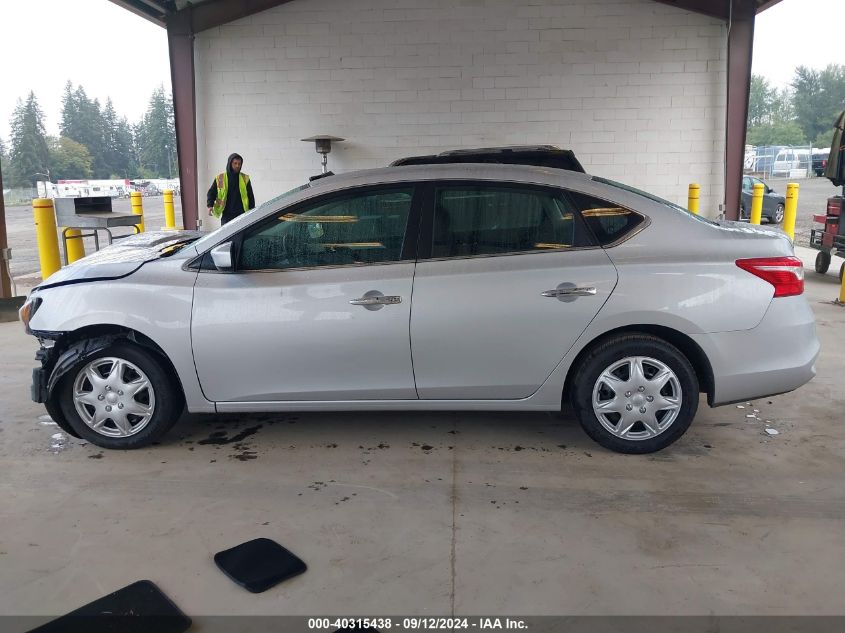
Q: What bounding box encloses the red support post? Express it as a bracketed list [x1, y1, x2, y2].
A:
[724, 0, 756, 221]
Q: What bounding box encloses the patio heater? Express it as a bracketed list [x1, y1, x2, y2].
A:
[301, 135, 345, 174]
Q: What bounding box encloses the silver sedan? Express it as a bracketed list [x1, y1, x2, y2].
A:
[21, 162, 818, 453]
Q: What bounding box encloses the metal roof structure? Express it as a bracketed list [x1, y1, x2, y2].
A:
[106, 0, 785, 229]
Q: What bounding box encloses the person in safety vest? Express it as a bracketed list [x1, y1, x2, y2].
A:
[206, 152, 256, 224]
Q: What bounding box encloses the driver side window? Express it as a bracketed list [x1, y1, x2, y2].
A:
[239, 187, 415, 271]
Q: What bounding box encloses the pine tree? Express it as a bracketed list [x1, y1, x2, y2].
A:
[60, 84, 108, 178]
[59, 80, 77, 139]
[0, 135, 9, 176]
[137, 86, 177, 178]
[115, 116, 136, 178]
[8, 92, 49, 187]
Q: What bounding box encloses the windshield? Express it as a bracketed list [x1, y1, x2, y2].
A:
[593, 176, 717, 224]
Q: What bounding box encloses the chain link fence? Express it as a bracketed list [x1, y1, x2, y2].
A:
[744, 144, 829, 180]
[2, 187, 37, 206]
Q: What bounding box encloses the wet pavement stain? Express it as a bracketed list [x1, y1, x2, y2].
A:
[37, 415, 57, 427]
[88, 453, 104, 459]
[229, 442, 258, 461]
[49, 433, 69, 454]
[199, 424, 263, 445]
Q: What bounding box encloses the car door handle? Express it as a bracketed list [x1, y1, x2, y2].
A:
[349, 295, 402, 306]
[541, 287, 597, 298]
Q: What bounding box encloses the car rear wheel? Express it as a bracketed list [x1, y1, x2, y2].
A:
[54, 342, 183, 449]
[816, 251, 831, 274]
[570, 334, 699, 454]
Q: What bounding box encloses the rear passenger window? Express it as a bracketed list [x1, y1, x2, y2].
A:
[432, 186, 585, 258]
[568, 191, 645, 246]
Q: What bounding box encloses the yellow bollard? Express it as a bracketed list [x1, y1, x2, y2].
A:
[750, 182, 764, 225]
[33, 199, 61, 280]
[782, 182, 799, 240]
[687, 183, 700, 215]
[130, 191, 145, 233]
[839, 271, 845, 304]
[163, 190, 176, 230]
[64, 228, 86, 263]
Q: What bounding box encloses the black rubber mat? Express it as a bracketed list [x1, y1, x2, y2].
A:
[28, 580, 191, 633]
[214, 537, 307, 593]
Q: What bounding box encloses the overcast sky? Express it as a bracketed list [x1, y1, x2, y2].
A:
[0, 0, 841, 142]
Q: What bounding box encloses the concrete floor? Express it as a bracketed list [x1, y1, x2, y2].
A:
[1, 247, 844, 625]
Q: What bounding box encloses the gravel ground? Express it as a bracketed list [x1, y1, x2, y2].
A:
[2, 196, 178, 288]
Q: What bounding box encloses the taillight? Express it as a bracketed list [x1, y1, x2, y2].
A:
[736, 257, 804, 297]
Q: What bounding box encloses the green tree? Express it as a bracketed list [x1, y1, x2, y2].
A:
[7, 91, 49, 187]
[60, 84, 108, 178]
[136, 86, 177, 178]
[48, 136, 93, 181]
[746, 120, 807, 146]
[0, 135, 9, 176]
[792, 64, 845, 146]
[746, 82, 806, 146]
[748, 75, 775, 128]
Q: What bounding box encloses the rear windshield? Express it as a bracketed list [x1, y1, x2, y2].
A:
[593, 176, 716, 225]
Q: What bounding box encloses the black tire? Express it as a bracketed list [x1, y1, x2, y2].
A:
[54, 342, 183, 449]
[816, 251, 831, 274]
[44, 398, 80, 438]
[570, 334, 699, 454]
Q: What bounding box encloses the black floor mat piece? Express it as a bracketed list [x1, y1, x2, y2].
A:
[28, 580, 191, 633]
[214, 537, 307, 593]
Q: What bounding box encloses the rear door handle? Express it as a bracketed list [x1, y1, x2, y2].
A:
[542, 287, 597, 298]
[349, 295, 402, 306]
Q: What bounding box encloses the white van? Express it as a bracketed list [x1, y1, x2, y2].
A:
[772, 148, 810, 177]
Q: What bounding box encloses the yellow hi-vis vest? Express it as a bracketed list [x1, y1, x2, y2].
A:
[212, 172, 250, 219]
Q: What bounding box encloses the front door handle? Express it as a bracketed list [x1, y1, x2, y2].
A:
[349, 295, 402, 306]
[542, 286, 597, 298]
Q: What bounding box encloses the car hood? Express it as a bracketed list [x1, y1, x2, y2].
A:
[36, 230, 203, 291]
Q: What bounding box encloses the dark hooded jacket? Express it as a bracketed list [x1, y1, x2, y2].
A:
[207, 152, 256, 224]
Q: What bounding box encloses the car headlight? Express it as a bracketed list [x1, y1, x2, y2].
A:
[19, 296, 43, 333]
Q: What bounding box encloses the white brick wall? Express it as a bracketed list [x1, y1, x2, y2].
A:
[195, 0, 727, 224]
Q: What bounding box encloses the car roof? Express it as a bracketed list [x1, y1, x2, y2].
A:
[305, 162, 595, 195]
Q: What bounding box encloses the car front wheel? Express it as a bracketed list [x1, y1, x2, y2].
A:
[570, 334, 699, 454]
[772, 203, 784, 224]
[53, 342, 183, 449]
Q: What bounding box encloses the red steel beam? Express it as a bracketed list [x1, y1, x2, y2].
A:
[167, 9, 199, 230]
[172, 0, 297, 34]
[725, 0, 756, 221]
[0, 164, 11, 298]
[650, 0, 729, 20]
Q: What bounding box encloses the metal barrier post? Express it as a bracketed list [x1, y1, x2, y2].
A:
[750, 182, 764, 225]
[838, 271, 845, 304]
[687, 183, 700, 215]
[64, 228, 86, 263]
[33, 199, 61, 280]
[130, 191, 145, 233]
[163, 189, 176, 230]
[783, 183, 799, 240]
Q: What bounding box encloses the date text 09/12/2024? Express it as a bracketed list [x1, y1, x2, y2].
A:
[307, 617, 529, 630]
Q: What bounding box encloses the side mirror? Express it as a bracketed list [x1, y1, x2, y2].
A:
[210, 242, 233, 271]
